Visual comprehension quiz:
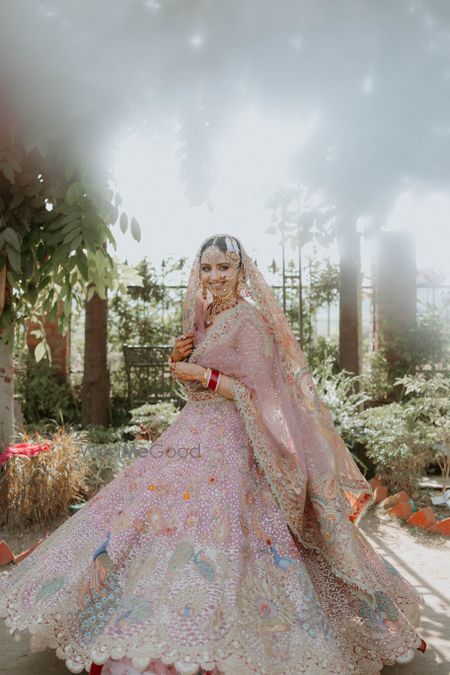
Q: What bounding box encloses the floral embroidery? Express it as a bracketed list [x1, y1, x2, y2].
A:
[113, 596, 153, 626]
[35, 576, 65, 602]
[192, 550, 216, 581]
[358, 590, 399, 629]
[184, 513, 199, 527]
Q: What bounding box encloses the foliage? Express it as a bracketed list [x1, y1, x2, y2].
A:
[312, 360, 450, 490]
[265, 184, 336, 249]
[123, 401, 180, 441]
[107, 256, 187, 420]
[362, 343, 392, 402]
[380, 310, 450, 384]
[312, 356, 371, 471]
[305, 334, 339, 373]
[79, 441, 137, 495]
[15, 352, 80, 425]
[356, 373, 450, 491]
[83, 424, 123, 445]
[355, 403, 430, 491]
[108, 256, 186, 348]
[396, 374, 450, 491]
[362, 311, 450, 403]
[0, 131, 141, 352]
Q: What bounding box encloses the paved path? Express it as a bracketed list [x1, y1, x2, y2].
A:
[0, 510, 448, 674]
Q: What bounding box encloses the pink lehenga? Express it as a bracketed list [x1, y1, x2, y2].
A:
[0, 235, 425, 675]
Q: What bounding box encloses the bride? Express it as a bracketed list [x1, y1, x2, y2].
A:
[0, 234, 426, 675]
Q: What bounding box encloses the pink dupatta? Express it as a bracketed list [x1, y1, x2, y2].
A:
[182, 235, 376, 601]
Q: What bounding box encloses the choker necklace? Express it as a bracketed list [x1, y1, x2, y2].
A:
[205, 288, 241, 327]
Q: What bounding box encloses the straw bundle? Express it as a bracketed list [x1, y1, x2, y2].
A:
[0, 429, 88, 530]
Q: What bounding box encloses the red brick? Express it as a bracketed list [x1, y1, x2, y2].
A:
[369, 476, 384, 490]
[0, 540, 14, 566]
[386, 501, 413, 520]
[13, 534, 48, 564]
[427, 518, 450, 537]
[373, 485, 388, 503]
[407, 507, 437, 529]
[381, 491, 410, 510]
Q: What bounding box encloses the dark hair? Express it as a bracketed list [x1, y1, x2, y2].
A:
[199, 236, 242, 265]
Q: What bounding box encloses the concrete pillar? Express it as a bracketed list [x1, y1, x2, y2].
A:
[374, 231, 416, 372]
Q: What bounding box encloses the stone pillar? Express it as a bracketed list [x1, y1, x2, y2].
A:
[374, 231, 416, 372]
[338, 224, 362, 375]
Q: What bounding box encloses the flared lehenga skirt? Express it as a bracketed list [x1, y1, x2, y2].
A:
[0, 396, 423, 674]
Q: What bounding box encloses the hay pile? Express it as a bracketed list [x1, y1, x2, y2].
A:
[0, 428, 88, 530]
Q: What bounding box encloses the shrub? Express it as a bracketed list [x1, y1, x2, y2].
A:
[356, 403, 430, 491]
[123, 401, 179, 441]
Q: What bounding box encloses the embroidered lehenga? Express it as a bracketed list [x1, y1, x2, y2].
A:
[0, 235, 425, 675]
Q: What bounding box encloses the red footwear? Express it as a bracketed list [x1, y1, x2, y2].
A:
[90, 664, 104, 674]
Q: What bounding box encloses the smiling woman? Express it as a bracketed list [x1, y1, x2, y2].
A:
[0, 234, 426, 675]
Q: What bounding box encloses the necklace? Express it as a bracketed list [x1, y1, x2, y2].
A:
[204, 288, 241, 327]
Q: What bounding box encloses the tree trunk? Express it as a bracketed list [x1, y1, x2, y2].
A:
[0, 344, 14, 450]
[81, 286, 110, 427]
[0, 266, 15, 449]
[374, 231, 416, 377]
[337, 222, 362, 375]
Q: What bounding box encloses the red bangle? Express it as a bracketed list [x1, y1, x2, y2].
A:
[207, 368, 220, 391]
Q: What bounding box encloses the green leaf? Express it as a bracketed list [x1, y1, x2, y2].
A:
[47, 303, 59, 322]
[66, 182, 81, 206]
[114, 192, 122, 207]
[35, 340, 47, 363]
[51, 243, 72, 267]
[130, 217, 141, 242]
[76, 252, 89, 280]
[70, 233, 83, 252]
[61, 211, 81, 225]
[105, 227, 117, 251]
[9, 193, 24, 209]
[61, 219, 81, 237]
[87, 284, 97, 301]
[62, 227, 82, 245]
[2, 227, 21, 251]
[6, 245, 21, 273]
[64, 295, 71, 316]
[119, 212, 128, 233]
[2, 163, 15, 184]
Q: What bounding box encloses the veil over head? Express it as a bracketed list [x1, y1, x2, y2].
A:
[182, 234, 377, 599]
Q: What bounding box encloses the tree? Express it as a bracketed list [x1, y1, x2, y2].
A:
[0, 129, 140, 448]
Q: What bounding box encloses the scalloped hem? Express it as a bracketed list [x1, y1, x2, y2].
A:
[1, 611, 426, 675]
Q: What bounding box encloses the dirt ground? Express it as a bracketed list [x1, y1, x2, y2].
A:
[0, 508, 448, 675]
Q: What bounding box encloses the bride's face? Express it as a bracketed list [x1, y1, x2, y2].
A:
[199, 249, 240, 299]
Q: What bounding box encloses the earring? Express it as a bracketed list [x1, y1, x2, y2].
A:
[201, 283, 207, 300]
[237, 274, 246, 296]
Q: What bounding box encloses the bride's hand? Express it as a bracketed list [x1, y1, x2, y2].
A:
[170, 332, 195, 363]
[170, 362, 204, 383]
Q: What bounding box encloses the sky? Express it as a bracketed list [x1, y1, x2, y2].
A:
[1, 1, 450, 287]
[112, 115, 450, 284]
